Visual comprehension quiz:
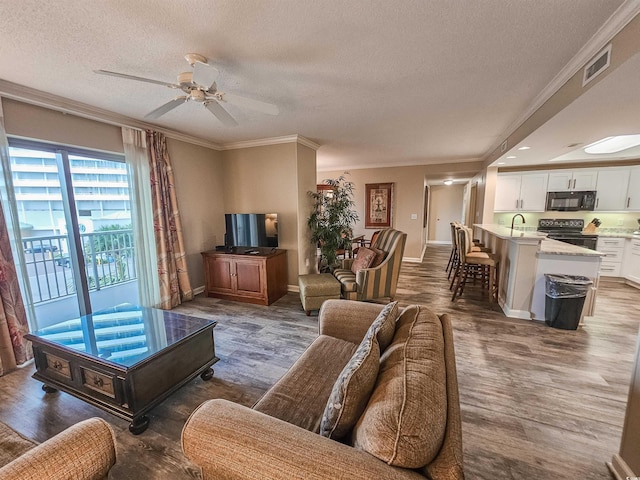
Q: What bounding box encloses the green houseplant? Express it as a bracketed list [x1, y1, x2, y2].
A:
[308, 174, 359, 271]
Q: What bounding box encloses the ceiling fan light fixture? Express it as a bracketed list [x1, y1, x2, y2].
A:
[584, 134, 640, 154]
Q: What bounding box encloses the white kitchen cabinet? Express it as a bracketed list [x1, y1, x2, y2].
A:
[597, 237, 625, 277]
[494, 173, 548, 212]
[624, 236, 640, 285]
[547, 169, 598, 192]
[626, 166, 640, 211]
[595, 168, 630, 211]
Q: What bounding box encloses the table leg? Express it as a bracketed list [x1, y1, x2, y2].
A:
[200, 367, 214, 381]
[129, 415, 150, 435]
[42, 384, 58, 393]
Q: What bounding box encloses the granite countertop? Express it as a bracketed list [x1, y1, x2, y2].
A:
[593, 232, 637, 239]
[538, 238, 605, 257]
[474, 224, 548, 242]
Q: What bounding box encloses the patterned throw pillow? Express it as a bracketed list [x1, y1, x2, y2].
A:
[366, 301, 399, 352]
[319, 331, 381, 439]
[350, 247, 376, 274]
[319, 301, 399, 440]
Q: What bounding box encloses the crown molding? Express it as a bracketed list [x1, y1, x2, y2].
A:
[220, 134, 320, 151]
[0, 79, 224, 150]
[485, 0, 640, 160]
[317, 157, 483, 172]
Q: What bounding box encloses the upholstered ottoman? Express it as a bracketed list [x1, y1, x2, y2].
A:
[298, 273, 341, 315]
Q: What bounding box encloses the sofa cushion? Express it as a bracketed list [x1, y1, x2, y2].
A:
[319, 329, 380, 440]
[350, 247, 376, 274]
[351, 305, 447, 469]
[0, 422, 36, 468]
[253, 335, 357, 433]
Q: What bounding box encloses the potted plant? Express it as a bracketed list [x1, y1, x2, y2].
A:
[308, 174, 359, 272]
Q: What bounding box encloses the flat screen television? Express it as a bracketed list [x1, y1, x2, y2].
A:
[225, 213, 278, 248]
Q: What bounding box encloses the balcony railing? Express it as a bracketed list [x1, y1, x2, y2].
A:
[22, 230, 137, 305]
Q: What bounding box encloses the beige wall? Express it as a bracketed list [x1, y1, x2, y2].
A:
[321, 161, 482, 260]
[2, 98, 123, 153]
[166, 139, 225, 288]
[222, 143, 314, 285]
[428, 184, 464, 242]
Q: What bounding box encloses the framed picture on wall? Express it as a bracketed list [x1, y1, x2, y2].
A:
[365, 183, 393, 228]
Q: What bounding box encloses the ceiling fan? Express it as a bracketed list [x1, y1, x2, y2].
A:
[94, 53, 278, 127]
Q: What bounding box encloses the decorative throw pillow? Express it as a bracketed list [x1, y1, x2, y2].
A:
[351, 305, 447, 469]
[319, 330, 381, 440]
[365, 301, 399, 352]
[369, 246, 387, 267]
[350, 247, 376, 274]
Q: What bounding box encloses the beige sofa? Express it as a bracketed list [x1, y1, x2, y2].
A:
[182, 300, 463, 479]
[0, 418, 116, 480]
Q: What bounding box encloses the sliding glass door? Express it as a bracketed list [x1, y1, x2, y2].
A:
[7, 141, 139, 329]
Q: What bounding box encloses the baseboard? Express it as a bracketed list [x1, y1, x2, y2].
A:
[625, 277, 640, 290]
[500, 302, 532, 320]
[403, 257, 423, 263]
[288, 284, 299, 293]
[427, 240, 452, 245]
[402, 244, 427, 263]
[193, 285, 205, 296]
[607, 454, 636, 480]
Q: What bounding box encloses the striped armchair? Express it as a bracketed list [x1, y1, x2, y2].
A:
[333, 229, 407, 301]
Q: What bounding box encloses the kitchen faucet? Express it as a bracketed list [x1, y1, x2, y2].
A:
[511, 213, 525, 231]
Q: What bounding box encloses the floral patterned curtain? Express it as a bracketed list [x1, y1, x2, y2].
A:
[0, 199, 31, 376]
[146, 131, 193, 309]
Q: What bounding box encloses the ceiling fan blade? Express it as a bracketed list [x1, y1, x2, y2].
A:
[94, 70, 180, 89]
[145, 96, 189, 119]
[205, 101, 238, 127]
[192, 62, 219, 90]
[221, 93, 279, 115]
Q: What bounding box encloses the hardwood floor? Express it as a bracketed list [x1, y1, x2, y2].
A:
[1, 244, 638, 479]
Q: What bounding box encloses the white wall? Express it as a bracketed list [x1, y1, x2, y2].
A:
[428, 184, 464, 243]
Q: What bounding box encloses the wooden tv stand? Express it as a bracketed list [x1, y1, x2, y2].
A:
[202, 248, 288, 305]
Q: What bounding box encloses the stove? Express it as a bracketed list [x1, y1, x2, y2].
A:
[537, 218, 598, 250]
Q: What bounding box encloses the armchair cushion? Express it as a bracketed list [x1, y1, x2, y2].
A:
[0, 418, 116, 480]
[350, 247, 376, 274]
[352, 305, 447, 469]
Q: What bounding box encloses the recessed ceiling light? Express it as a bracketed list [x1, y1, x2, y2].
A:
[584, 134, 640, 154]
[444, 180, 453, 186]
[517, 146, 531, 150]
[497, 162, 506, 165]
[506, 155, 517, 159]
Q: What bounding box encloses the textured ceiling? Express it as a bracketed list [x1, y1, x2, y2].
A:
[0, 0, 626, 170]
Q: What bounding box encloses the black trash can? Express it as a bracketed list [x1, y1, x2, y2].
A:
[544, 274, 593, 330]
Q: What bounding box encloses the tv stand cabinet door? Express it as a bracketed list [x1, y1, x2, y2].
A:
[234, 257, 266, 299]
[204, 254, 234, 295]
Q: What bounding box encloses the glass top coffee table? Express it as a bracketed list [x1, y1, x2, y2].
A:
[25, 304, 218, 434]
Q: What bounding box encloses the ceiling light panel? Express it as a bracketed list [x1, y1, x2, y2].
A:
[584, 134, 640, 154]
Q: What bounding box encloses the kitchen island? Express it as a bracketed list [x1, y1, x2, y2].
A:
[473, 224, 603, 322]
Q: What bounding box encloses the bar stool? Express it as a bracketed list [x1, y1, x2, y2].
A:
[448, 223, 490, 281]
[451, 227, 499, 302]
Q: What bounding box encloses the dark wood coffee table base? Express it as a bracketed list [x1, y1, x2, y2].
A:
[28, 317, 217, 435]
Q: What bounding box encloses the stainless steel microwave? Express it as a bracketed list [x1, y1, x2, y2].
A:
[545, 191, 596, 211]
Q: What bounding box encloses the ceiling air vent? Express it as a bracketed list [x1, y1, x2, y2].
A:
[582, 44, 612, 87]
